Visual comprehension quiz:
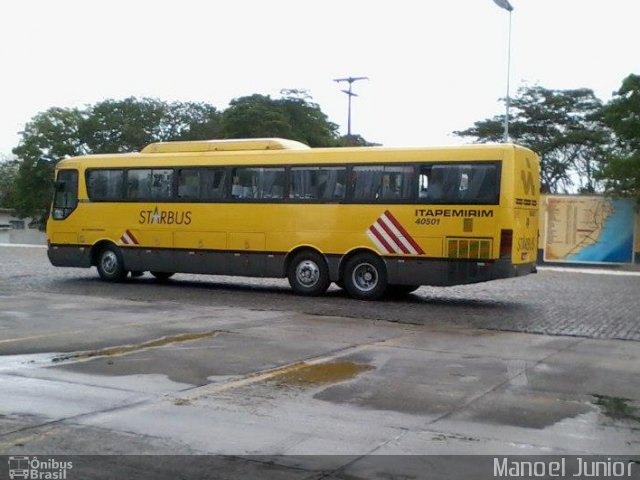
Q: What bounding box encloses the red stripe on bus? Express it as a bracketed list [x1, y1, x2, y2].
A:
[377, 218, 409, 254]
[383, 210, 425, 254]
[369, 224, 395, 254]
[126, 230, 139, 245]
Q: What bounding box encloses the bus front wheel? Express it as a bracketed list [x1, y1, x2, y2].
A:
[343, 253, 388, 300]
[96, 245, 127, 282]
[288, 251, 330, 296]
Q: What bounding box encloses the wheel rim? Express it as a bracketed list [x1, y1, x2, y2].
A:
[101, 251, 119, 275]
[352, 262, 379, 292]
[295, 260, 320, 287]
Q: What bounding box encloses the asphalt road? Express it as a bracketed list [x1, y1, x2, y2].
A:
[0, 246, 639, 479]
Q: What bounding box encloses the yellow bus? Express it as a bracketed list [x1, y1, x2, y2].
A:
[47, 138, 540, 300]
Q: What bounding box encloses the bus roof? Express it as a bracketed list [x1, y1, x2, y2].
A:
[56, 140, 536, 169]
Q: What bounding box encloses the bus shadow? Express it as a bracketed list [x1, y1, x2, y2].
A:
[48, 274, 526, 314]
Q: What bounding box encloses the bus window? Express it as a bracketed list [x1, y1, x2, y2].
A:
[231, 167, 285, 200]
[127, 170, 150, 199]
[51, 170, 78, 220]
[352, 166, 383, 201]
[86, 169, 123, 201]
[177, 169, 201, 200]
[290, 167, 346, 201]
[379, 166, 414, 200]
[126, 169, 173, 200]
[201, 168, 227, 201]
[352, 165, 414, 202]
[419, 163, 499, 204]
[150, 169, 173, 200]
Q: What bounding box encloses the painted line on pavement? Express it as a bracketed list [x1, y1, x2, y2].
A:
[538, 266, 640, 276]
[0, 243, 46, 248]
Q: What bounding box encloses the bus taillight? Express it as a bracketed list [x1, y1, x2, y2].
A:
[500, 229, 513, 258]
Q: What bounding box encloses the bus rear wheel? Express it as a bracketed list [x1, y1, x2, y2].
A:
[288, 251, 330, 296]
[343, 253, 388, 300]
[151, 271, 174, 282]
[96, 245, 127, 282]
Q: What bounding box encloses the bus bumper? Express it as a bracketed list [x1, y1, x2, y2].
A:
[47, 244, 92, 268]
[385, 257, 537, 287]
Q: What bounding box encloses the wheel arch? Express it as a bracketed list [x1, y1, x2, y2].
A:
[338, 247, 387, 282]
[283, 245, 328, 277]
[90, 239, 121, 266]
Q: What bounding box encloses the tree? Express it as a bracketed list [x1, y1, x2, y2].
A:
[81, 98, 221, 153]
[11, 107, 86, 220]
[10, 91, 363, 220]
[337, 134, 381, 147]
[11, 98, 221, 219]
[454, 86, 608, 193]
[0, 156, 19, 208]
[598, 74, 640, 203]
[221, 90, 340, 147]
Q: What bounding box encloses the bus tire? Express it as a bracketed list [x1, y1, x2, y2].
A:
[151, 271, 174, 281]
[343, 253, 388, 300]
[288, 251, 330, 296]
[96, 245, 128, 282]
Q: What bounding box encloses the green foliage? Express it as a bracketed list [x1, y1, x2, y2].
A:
[598, 74, 640, 204]
[221, 90, 340, 147]
[455, 86, 608, 193]
[11, 107, 86, 220]
[337, 134, 381, 147]
[9, 91, 365, 219]
[0, 157, 19, 208]
[11, 98, 221, 218]
[81, 98, 221, 153]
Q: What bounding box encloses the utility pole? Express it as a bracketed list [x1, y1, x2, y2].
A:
[334, 76, 368, 138]
[493, 0, 514, 143]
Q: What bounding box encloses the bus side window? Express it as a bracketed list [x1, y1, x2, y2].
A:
[202, 168, 227, 201]
[127, 169, 150, 200]
[231, 168, 254, 199]
[177, 169, 201, 200]
[465, 164, 498, 203]
[419, 164, 499, 204]
[87, 169, 124, 201]
[259, 168, 285, 199]
[232, 167, 285, 200]
[320, 167, 346, 200]
[352, 166, 383, 201]
[290, 167, 346, 201]
[290, 168, 317, 200]
[150, 169, 173, 200]
[379, 166, 414, 201]
[419, 165, 446, 202]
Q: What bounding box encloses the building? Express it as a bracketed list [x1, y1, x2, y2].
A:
[0, 209, 46, 245]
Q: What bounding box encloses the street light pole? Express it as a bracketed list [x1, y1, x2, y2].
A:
[493, 0, 514, 143]
[334, 76, 368, 138]
[504, 8, 513, 143]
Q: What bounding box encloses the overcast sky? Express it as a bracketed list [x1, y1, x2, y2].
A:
[1, 0, 638, 157]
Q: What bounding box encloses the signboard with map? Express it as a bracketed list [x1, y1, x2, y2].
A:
[543, 195, 635, 264]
